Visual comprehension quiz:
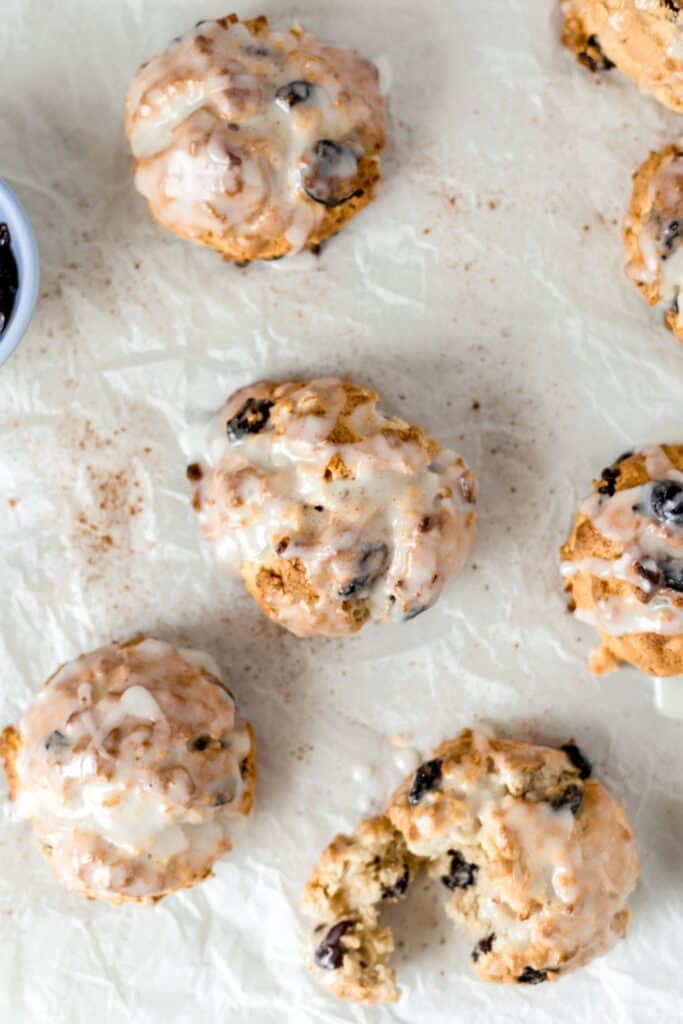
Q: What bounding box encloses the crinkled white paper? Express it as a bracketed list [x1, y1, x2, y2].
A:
[1, 2, 682, 1022]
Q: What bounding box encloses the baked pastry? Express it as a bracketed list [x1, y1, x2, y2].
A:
[625, 145, 683, 343]
[187, 378, 477, 638]
[125, 14, 386, 263]
[561, 445, 683, 675]
[301, 730, 638, 1003]
[0, 638, 256, 904]
[302, 816, 421, 1004]
[561, 0, 683, 111]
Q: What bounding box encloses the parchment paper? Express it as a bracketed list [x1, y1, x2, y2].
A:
[1, 1, 682, 1021]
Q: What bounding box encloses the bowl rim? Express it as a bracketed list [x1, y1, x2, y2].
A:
[0, 178, 40, 368]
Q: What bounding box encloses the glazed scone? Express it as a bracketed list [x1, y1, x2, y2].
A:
[301, 730, 638, 1003]
[561, 445, 683, 675]
[387, 730, 638, 986]
[302, 817, 422, 1004]
[561, 0, 683, 111]
[625, 145, 683, 343]
[125, 14, 386, 263]
[188, 378, 477, 638]
[0, 638, 256, 904]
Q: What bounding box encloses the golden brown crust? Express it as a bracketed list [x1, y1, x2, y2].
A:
[561, 447, 683, 676]
[0, 725, 20, 802]
[238, 722, 257, 816]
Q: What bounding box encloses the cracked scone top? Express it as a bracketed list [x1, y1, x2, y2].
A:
[188, 378, 477, 638]
[561, 0, 683, 111]
[561, 445, 683, 676]
[301, 730, 639, 1004]
[0, 638, 256, 904]
[625, 145, 683, 343]
[124, 14, 386, 262]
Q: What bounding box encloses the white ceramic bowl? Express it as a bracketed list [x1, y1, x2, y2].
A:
[0, 179, 39, 367]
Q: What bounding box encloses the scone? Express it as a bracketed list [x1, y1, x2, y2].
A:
[625, 145, 683, 343]
[561, 0, 683, 111]
[561, 445, 683, 675]
[302, 816, 422, 1004]
[301, 730, 638, 1003]
[188, 378, 477, 638]
[0, 638, 256, 904]
[125, 14, 386, 263]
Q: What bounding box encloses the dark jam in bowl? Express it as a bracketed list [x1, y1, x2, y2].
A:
[0, 223, 18, 335]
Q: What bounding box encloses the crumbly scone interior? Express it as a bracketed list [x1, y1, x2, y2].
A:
[301, 816, 423, 1004]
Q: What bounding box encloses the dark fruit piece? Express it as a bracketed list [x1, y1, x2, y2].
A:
[190, 735, 211, 751]
[441, 850, 478, 891]
[551, 784, 583, 816]
[614, 451, 634, 464]
[577, 34, 615, 72]
[275, 80, 313, 108]
[650, 481, 683, 526]
[517, 966, 549, 985]
[561, 742, 592, 779]
[186, 462, 203, 483]
[338, 544, 389, 598]
[635, 560, 662, 590]
[471, 933, 495, 962]
[597, 466, 620, 496]
[663, 220, 681, 257]
[661, 561, 683, 592]
[381, 864, 410, 900]
[44, 730, 69, 751]
[408, 758, 443, 805]
[227, 397, 274, 441]
[314, 920, 354, 970]
[662, 0, 681, 15]
[303, 140, 362, 207]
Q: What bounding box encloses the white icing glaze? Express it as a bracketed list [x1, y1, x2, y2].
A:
[125, 17, 386, 256]
[562, 446, 683, 636]
[192, 379, 477, 636]
[12, 639, 254, 902]
[398, 733, 637, 968]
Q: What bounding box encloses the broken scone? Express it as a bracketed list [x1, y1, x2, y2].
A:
[188, 378, 477, 638]
[0, 638, 256, 904]
[302, 730, 639, 1003]
[125, 14, 386, 263]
